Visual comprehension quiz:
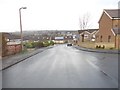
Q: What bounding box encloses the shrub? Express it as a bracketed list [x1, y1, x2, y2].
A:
[96, 45, 105, 49]
[43, 40, 54, 47]
[102, 45, 105, 49]
[96, 45, 99, 48]
[49, 41, 54, 45]
[43, 41, 50, 47]
[25, 41, 45, 48]
[37, 42, 44, 48]
[98, 45, 101, 48]
[24, 42, 33, 48]
[24, 41, 54, 49]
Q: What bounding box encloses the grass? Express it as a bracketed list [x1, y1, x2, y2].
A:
[78, 42, 96, 49]
[77, 42, 118, 50]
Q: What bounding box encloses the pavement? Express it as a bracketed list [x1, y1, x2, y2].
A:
[2, 46, 53, 70]
[73, 45, 120, 54]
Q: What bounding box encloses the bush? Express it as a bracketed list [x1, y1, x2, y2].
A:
[24, 41, 54, 49]
[37, 42, 44, 48]
[24, 42, 33, 48]
[43, 41, 50, 47]
[43, 41, 54, 47]
[96, 45, 99, 48]
[102, 45, 105, 49]
[49, 41, 54, 45]
[96, 45, 105, 49]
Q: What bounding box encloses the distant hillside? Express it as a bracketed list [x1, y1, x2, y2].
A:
[10, 30, 78, 36]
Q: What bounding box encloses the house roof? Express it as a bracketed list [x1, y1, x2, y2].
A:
[98, 9, 120, 23]
[87, 29, 98, 33]
[3, 33, 20, 40]
[78, 29, 98, 34]
[23, 35, 43, 41]
[78, 30, 84, 34]
[112, 28, 120, 35]
[104, 9, 120, 19]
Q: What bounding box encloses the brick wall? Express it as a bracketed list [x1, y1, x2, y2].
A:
[115, 35, 120, 49]
[6, 44, 22, 56]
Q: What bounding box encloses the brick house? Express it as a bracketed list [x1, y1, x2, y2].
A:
[78, 29, 98, 42]
[96, 9, 120, 49]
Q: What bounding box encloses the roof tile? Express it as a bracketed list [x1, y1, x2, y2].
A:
[105, 9, 120, 18]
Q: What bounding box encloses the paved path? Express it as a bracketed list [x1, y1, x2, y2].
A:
[2, 46, 52, 70]
[73, 45, 120, 54]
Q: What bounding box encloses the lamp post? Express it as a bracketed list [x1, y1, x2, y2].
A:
[19, 7, 27, 51]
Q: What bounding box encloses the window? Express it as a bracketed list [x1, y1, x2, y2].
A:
[108, 35, 111, 42]
[81, 34, 84, 42]
[115, 25, 118, 27]
[100, 36, 102, 42]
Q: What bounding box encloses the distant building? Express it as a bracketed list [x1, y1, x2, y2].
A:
[78, 29, 98, 42]
[55, 37, 64, 40]
[3, 33, 21, 45]
[2, 33, 22, 57]
[53, 36, 65, 44]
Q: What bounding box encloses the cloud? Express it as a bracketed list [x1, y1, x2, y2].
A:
[0, 0, 118, 32]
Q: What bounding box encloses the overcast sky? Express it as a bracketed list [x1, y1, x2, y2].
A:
[0, 0, 119, 32]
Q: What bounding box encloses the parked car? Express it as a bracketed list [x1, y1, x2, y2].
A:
[67, 43, 72, 46]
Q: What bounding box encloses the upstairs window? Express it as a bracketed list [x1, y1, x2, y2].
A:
[115, 25, 118, 27]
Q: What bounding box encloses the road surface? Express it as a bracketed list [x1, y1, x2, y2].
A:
[2, 44, 118, 88]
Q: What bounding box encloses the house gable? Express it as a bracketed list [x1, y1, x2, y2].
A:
[98, 9, 120, 23]
[98, 10, 110, 23]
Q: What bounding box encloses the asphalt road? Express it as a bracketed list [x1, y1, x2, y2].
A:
[2, 44, 118, 88]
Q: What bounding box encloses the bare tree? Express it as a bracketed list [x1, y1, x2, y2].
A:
[79, 13, 90, 30]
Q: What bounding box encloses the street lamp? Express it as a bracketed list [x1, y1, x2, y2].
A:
[19, 7, 27, 51]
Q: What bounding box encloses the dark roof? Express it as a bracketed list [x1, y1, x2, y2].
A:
[23, 35, 43, 41]
[78, 30, 85, 34]
[78, 29, 98, 34]
[104, 9, 120, 18]
[112, 28, 120, 35]
[3, 33, 20, 40]
[87, 29, 98, 33]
